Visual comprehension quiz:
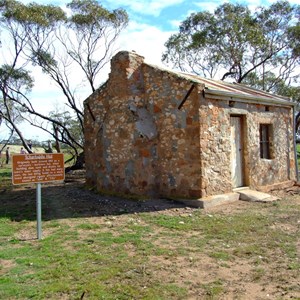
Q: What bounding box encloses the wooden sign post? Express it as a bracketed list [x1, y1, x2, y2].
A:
[12, 153, 65, 239]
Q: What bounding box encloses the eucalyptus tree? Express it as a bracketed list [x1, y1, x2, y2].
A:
[0, 0, 128, 160]
[162, 1, 299, 94]
[0, 0, 66, 153]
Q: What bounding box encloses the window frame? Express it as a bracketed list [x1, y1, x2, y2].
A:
[259, 124, 273, 159]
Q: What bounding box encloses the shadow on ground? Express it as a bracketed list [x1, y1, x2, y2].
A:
[0, 181, 186, 222]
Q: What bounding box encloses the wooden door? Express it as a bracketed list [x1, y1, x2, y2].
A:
[230, 116, 244, 188]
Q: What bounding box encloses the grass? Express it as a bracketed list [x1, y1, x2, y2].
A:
[0, 195, 299, 299]
[297, 143, 300, 170]
[0, 151, 299, 299]
[0, 167, 12, 190]
[201, 279, 224, 298]
[0, 218, 187, 299]
[140, 207, 299, 263]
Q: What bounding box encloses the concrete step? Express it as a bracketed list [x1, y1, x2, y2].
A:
[172, 189, 280, 209]
[237, 189, 279, 202]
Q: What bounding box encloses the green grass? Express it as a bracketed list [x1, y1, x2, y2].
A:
[0, 221, 188, 299]
[297, 143, 300, 170]
[201, 279, 224, 299]
[1, 151, 299, 299]
[140, 207, 299, 264]
[0, 198, 299, 299]
[0, 167, 12, 189]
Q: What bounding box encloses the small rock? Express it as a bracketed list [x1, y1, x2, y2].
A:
[106, 221, 113, 227]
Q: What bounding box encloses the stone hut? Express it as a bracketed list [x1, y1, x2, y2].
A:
[84, 51, 297, 206]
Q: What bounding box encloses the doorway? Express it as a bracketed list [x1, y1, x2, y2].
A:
[230, 116, 244, 188]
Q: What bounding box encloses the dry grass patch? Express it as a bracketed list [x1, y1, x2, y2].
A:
[0, 180, 299, 299]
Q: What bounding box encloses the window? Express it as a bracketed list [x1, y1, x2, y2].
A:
[259, 124, 273, 159]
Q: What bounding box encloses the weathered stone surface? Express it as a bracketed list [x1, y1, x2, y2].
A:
[238, 189, 280, 202]
[84, 51, 297, 200]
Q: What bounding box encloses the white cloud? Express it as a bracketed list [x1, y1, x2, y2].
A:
[20, 0, 68, 4]
[106, 0, 185, 17]
[21, 0, 185, 16]
[3, 0, 295, 142]
[10, 20, 174, 141]
[192, 0, 276, 13]
[116, 21, 175, 66]
[193, 1, 223, 12]
[169, 19, 182, 28]
[168, 8, 198, 29]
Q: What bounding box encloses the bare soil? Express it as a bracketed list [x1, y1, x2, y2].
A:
[1, 171, 300, 299]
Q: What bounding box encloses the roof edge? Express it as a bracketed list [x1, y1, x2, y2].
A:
[205, 89, 295, 107]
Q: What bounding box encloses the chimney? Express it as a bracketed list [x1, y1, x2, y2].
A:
[109, 51, 145, 96]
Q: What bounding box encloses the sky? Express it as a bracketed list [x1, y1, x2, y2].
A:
[0, 0, 298, 142]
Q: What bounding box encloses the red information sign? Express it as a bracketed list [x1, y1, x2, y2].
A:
[12, 153, 65, 185]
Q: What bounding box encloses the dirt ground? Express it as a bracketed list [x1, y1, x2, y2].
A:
[1, 171, 300, 299]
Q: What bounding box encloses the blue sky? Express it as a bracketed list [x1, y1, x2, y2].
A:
[18, 0, 298, 65]
[101, 0, 297, 31]
[1, 0, 298, 141]
[17, 0, 298, 65]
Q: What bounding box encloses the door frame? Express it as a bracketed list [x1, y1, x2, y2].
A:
[230, 115, 247, 188]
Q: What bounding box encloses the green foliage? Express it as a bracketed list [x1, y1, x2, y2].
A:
[0, 0, 128, 159]
[49, 111, 84, 147]
[289, 23, 300, 58]
[31, 50, 58, 71]
[0, 64, 34, 92]
[163, 1, 299, 93]
[243, 72, 300, 102]
[67, 0, 128, 28]
[0, 0, 66, 26]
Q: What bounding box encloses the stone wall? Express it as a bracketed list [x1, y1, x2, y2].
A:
[245, 104, 296, 188]
[198, 97, 296, 196]
[198, 97, 233, 197]
[84, 51, 296, 199]
[84, 51, 204, 198]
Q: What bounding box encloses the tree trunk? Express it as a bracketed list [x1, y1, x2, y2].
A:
[65, 151, 85, 173]
[53, 125, 61, 153]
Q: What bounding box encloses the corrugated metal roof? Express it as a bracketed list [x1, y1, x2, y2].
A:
[147, 61, 293, 106]
[179, 72, 291, 103]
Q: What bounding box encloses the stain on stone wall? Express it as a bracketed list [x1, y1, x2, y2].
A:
[128, 103, 158, 140]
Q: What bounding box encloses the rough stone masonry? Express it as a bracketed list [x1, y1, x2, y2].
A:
[84, 51, 296, 200]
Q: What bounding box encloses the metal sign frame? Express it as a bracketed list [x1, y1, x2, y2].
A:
[12, 153, 65, 240]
